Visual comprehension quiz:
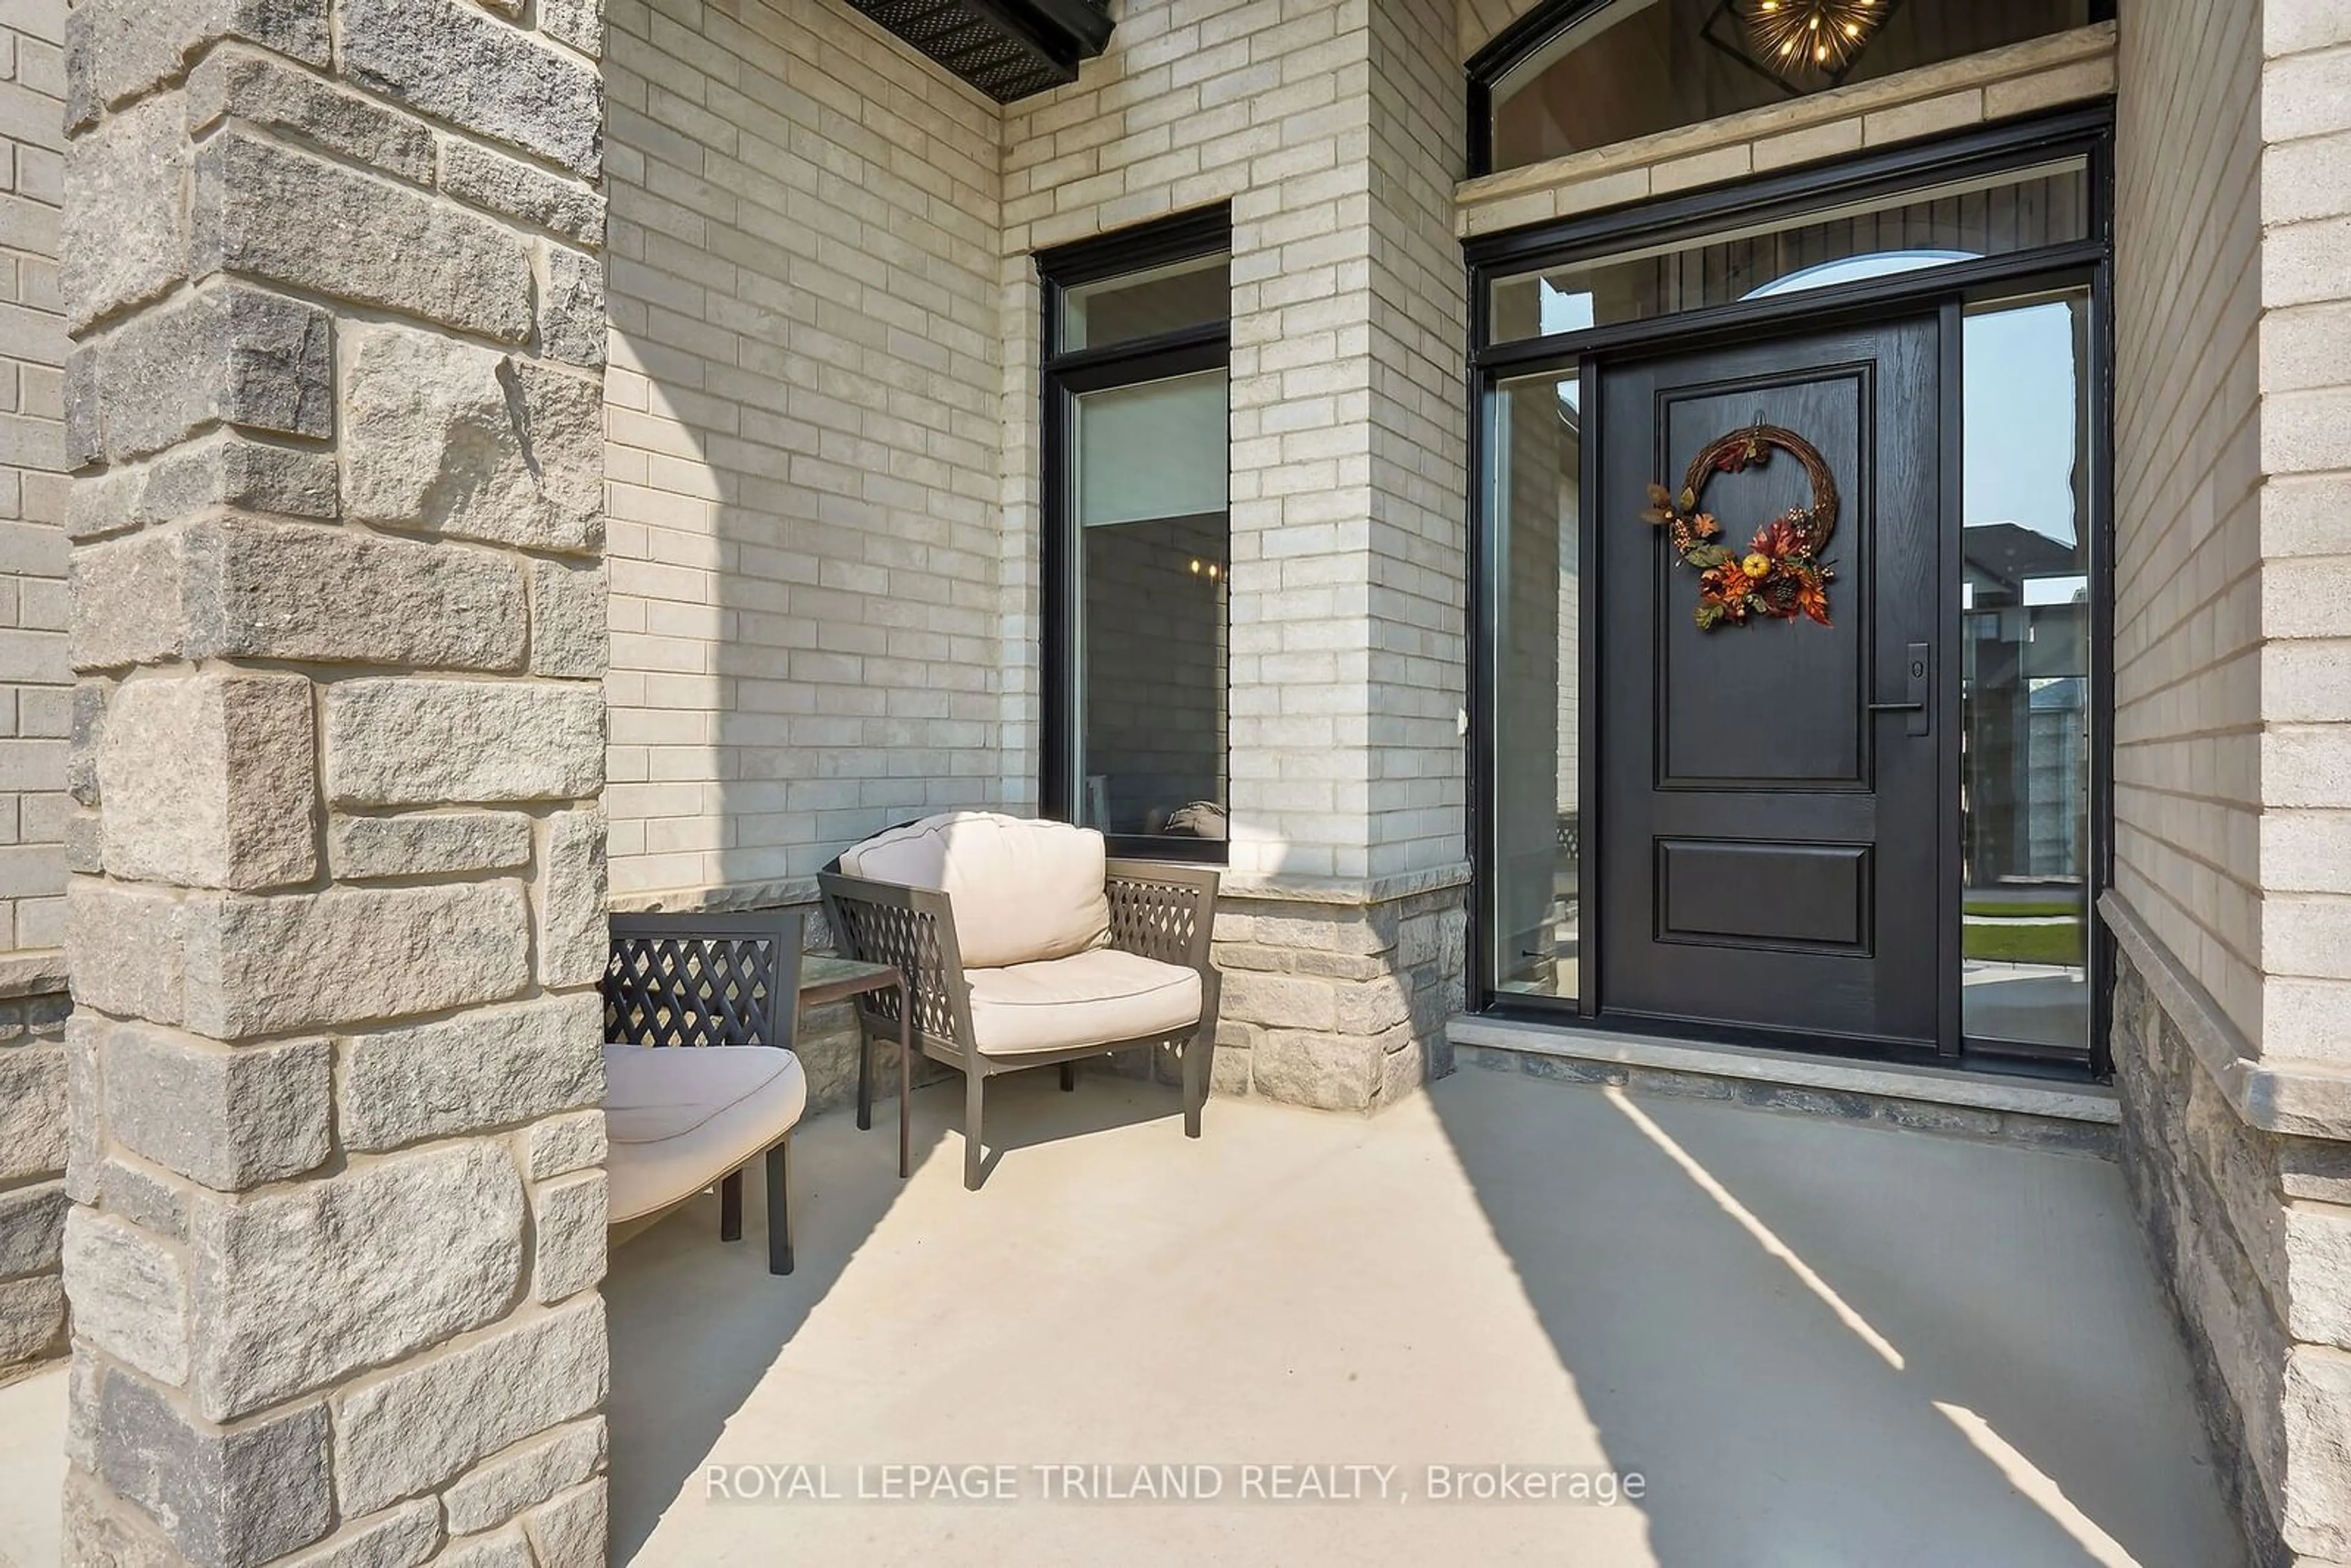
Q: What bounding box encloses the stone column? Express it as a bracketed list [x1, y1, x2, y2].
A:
[59, 3, 609, 1564]
[1217, 0, 1471, 1111]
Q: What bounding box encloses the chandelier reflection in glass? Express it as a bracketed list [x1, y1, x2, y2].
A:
[1750, 0, 1885, 72]
[1704, 0, 1901, 94]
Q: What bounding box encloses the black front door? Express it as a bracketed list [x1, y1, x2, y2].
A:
[1595, 316, 1948, 1052]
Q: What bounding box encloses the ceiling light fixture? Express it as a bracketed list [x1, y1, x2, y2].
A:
[1704, 0, 1901, 94]
[1748, 0, 1884, 72]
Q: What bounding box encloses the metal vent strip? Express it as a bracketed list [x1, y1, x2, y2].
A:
[846, 0, 1115, 104]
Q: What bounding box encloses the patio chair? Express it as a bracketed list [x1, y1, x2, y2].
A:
[819, 811, 1221, 1190]
[602, 910, 808, 1274]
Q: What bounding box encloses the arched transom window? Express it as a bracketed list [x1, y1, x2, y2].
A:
[1473, 0, 2109, 175]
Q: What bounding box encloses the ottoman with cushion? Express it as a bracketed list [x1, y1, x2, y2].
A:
[820, 811, 1221, 1188]
[602, 910, 807, 1273]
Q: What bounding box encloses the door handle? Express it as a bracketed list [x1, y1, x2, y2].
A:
[1870, 642, 1931, 737]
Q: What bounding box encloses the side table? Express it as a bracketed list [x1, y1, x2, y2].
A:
[798, 955, 913, 1178]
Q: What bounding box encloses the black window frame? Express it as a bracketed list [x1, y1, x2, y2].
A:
[1035, 204, 1234, 865]
[1465, 0, 2120, 178]
[1463, 104, 2121, 1076]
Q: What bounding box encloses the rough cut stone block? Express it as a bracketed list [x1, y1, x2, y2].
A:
[0, 1040, 66, 1178]
[540, 247, 604, 369]
[66, 878, 186, 1026]
[539, 806, 606, 987]
[2284, 1343, 2351, 1560]
[326, 680, 602, 806]
[340, 994, 602, 1152]
[0, 1275, 66, 1367]
[100, 1157, 192, 1242]
[2288, 1206, 2351, 1351]
[70, 283, 335, 465]
[434, 1528, 533, 1568]
[528, 1109, 606, 1181]
[189, 1142, 525, 1420]
[100, 1021, 331, 1191]
[522, 1480, 606, 1568]
[69, 683, 105, 806]
[340, 324, 601, 551]
[1251, 1030, 1381, 1112]
[329, 811, 534, 879]
[439, 139, 604, 245]
[67, 432, 339, 544]
[532, 1171, 606, 1304]
[67, 0, 331, 130]
[443, 1419, 604, 1535]
[62, 1210, 190, 1385]
[181, 883, 533, 1038]
[94, 1364, 333, 1567]
[193, 132, 533, 343]
[334, 1296, 608, 1516]
[529, 561, 607, 679]
[274, 1499, 441, 1568]
[189, 47, 437, 186]
[71, 527, 184, 671]
[99, 672, 318, 891]
[0, 1178, 67, 1276]
[184, 516, 528, 671]
[539, 0, 603, 59]
[340, 0, 601, 176]
[64, 1021, 100, 1204]
[62, 94, 186, 331]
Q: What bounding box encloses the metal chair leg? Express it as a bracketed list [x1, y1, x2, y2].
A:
[766, 1139, 793, 1275]
[1184, 1030, 1210, 1140]
[1059, 1060, 1075, 1093]
[898, 990, 912, 1180]
[964, 1065, 984, 1190]
[857, 1027, 874, 1132]
[719, 1168, 744, 1241]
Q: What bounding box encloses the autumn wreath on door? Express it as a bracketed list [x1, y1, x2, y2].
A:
[1642, 423, 1839, 631]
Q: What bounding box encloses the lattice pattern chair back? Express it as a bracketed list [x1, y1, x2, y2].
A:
[826, 895, 958, 1042]
[1104, 866, 1212, 967]
[606, 910, 807, 1049]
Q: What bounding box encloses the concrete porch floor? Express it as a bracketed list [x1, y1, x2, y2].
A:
[0, 1063, 2240, 1567]
[602, 1063, 2240, 1567]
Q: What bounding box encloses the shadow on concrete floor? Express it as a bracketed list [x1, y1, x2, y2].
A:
[607, 1062, 2240, 1566]
[1432, 1063, 2239, 1567]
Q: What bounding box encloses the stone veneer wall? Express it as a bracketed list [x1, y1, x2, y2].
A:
[2108, 0, 2351, 1562]
[59, 1, 612, 1562]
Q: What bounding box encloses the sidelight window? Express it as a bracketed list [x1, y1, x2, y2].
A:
[1038, 211, 1233, 859]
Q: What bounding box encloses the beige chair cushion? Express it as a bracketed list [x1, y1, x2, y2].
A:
[603, 1044, 807, 1225]
[839, 810, 1110, 969]
[964, 949, 1202, 1058]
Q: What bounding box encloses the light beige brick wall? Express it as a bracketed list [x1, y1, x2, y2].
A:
[0, 0, 67, 958]
[2254, 0, 2351, 1068]
[1458, 0, 1543, 61]
[2112, 0, 2263, 1039]
[1003, 0, 1469, 883]
[602, 0, 1006, 904]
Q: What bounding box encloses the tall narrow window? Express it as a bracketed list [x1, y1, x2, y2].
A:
[1488, 369, 1584, 1001]
[1960, 288, 2094, 1052]
[1038, 212, 1232, 859]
